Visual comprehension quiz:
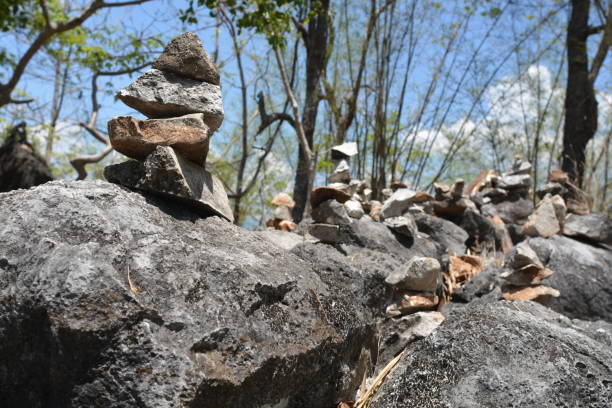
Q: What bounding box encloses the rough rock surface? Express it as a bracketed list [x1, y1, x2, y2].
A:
[563, 213, 612, 244]
[385, 257, 441, 292]
[312, 199, 352, 225]
[370, 301, 612, 408]
[108, 114, 210, 163]
[152, 32, 220, 84]
[528, 235, 612, 322]
[522, 195, 560, 238]
[412, 212, 468, 255]
[104, 146, 233, 222]
[381, 188, 417, 218]
[494, 197, 533, 224]
[0, 180, 377, 407]
[117, 69, 223, 130]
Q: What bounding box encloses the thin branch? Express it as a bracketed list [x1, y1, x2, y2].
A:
[39, 0, 53, 29]
[70, 145, 113, 180]
[8, 98, 34, 104]
[589, 2, 611, 84]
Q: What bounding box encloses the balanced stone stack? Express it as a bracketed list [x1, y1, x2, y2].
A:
[266, 193, 297, 231]
[104, 33, 233, 222]
[385, 257, 443, 316]
[500, 241, 559, 304]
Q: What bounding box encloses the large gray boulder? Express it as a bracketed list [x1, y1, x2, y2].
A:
[0, 180, 377, 407]
[117, 69, 223, 131]
[528, 235, 612, 322]
[370, 301, 612, 408]
[104, 145, 233, 222]
[563, 213, 612, 244]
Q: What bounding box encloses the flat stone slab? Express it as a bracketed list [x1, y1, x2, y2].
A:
[152, 32, 219, 84]
[104, 145, 233, 222]
[108, 114, 210, 164]
[117, 69, 223, 131]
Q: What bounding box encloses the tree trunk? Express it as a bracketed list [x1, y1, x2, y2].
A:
[291, 0, 330, 222]
[562, 0, 598, 186]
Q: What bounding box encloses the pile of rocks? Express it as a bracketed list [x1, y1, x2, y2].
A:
[266, 193, 297, 231]
[384, 257, 443, 317]
[104, 33, 233, 222]
[500, 241, 559, 303]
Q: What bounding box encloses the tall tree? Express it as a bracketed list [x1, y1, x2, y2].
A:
[562, 0, 611, 186]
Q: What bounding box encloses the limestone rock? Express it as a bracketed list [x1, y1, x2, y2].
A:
[370, 301, 612, 408]
[505, 241, 542, 269]
[117, 69, 223, 130]
[273, 205, 292, 221]
[328, 159, 351, 183]
[385, 257, 441, 292]
[536, 182, 566, 199]
[563, 213, 612, 244]
[344, 199, 364, 219]
[331, 142, 358, 159]
[310, 186, 351, 208]
[413, 212, 468, 255]
[0, 180, 377, 407]
[312, 199, 352, 225]
[381, 188, 417, 218]
[108, 114, 210, 163]
[388, 294, 439, 315]
[498, 174, 531, 189]
[152, 32, 220, 84]
[254, 230, 305, 251]
[104, 146, 233, 222]
[384, 215, 417, 239]
[369, 200, 382, 221]
[308, 223, 345, 244]
[500, 264, 553, 286]
[494, 197, 534, 224]
[522, 195, 561, 238]
[504, 159, 531, 176]
[271, 193, 295, 208]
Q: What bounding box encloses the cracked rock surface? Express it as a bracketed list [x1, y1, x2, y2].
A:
[0, 180, 377, 408]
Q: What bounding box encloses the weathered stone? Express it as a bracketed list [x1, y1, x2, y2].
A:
[381, 188, 417, 218]
[498, 173, 531, 189]
[108, 114, 210, 163]
[104, 146, 233, 222]
[467, 169, 497, 196]
[382, 188, 393, 199]
[384, 215, 417, 239]
[308, 223, 345, 244]
[328, 159, 351, 183]
[413, 191, 434, 203]
[505, 241, 542, 269]
[459, 208, 498, 249]
[563, 212, 612, 244]
[504, 159, 531, 176]
[344, 199, 364, 219]
[312, 199, 352, 225]
[327, 182, 350, 193]
[528, 235, 612, 321]
[431, 197, 475, 217]
[500, 263, 553, 286]
[390, 181, 407, 191]
[501, 284, 560, 304]
[451, 263, 503, 303]
[0, 180, 377, 408]
[412, 212, 468, 255]
[273, 205, 292, 221]
[254, 230, 305, 251]
[434, 182, 451, 200]
[494, 197, 533, 224]
[391, 294, 439, 314]
[331, 141, 358, 159]
[549, 194, 567, 227]
[117, 69, 223, 130]
[271, 192, 295, 208]
[451, 178, 465, 198]
[377, 312, 444, 366]
[522, 195, 560, 238]
[310, 186, 351, 208]
[564, 181, 592, 215]
[490, 215, 514, 254]
[385, 257, 441, 292]
[152, 32, 219, 84]
[278, 219, 297, 232]
[536, 182, 566, 199]
[370, 301, 612, 408]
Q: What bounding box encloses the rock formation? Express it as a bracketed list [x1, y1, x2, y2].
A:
[105, 32, 233, 222]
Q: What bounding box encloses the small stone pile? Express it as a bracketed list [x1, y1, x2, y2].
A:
[266, 193, 297, 231]
[104, 33, 233, 222]
[385, 257, 443, 317]
[500, 241, 559, 304]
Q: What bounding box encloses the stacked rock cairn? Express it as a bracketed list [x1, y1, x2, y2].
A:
[104, 33, 233, 223]
[267, 193, 297, 231]
[308, 142, 369, 243]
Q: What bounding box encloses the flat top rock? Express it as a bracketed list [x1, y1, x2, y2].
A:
[0, 180, 376, 407]
[152, 32, 220, 84]
[117, 69, 224, 130]
[331, 142, 358, 158]
[311, 186, 351, 208]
